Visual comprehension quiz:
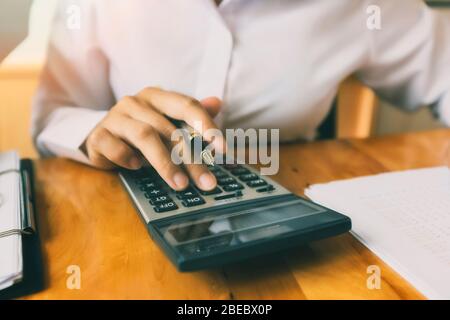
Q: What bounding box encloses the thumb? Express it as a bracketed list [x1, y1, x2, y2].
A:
[200, 97, 222, 118]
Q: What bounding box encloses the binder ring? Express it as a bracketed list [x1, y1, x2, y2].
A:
[0, 168, 20, 176]
[0, 228, 33, 238]
[0, 168, 35, 238]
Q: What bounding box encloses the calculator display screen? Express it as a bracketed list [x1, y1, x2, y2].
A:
[158, 199, 326, 254]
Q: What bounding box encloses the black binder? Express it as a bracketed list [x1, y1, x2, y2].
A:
[0, 159, 44, 299]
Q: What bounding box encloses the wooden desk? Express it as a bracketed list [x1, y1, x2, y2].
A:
[25, 129, 450, 300]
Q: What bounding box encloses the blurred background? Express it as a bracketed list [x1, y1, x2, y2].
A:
[0, 0, 447, 158]
[0, 0, 57, 158]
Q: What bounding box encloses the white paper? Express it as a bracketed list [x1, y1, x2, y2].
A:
[305, 166, 450, 300]
[0, 151, 23, 291]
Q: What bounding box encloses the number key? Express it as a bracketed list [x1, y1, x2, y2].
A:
[239, 173, 259, 182]
[247, 179, 267, 188]
[213, 170, 229, 178]
[218, 177, 237, 185]
[223, 164, 240, 170]
[231, 168, 250, 176]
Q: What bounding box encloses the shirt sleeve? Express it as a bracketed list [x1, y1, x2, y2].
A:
[356, 0, 450, 126]
[31, 0, 114, 164]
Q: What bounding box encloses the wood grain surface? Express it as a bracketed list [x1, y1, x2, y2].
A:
[24, 129, 450, 300]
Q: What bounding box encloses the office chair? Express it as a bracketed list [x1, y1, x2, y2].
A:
[318, 76, 378, 140]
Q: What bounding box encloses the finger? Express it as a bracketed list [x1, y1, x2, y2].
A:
[105, 115, 189, 190]
[90, 128, 142, 170]
[200, 97, 222, 118]
[86, 128, 125, 169]
[184, 162, 217, 191]
[137, 88, 226, 154]
[119, 95, 178, 140]
[87, 149, 117, 170]
[167, 135, 214, 191]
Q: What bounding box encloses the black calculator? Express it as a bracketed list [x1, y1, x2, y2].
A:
[119, 163, 351, 271]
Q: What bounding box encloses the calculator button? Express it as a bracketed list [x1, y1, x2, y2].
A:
[256, 185, 275, 193]
[144, 189, 166, 198]
[214, 191, 243, 201]
[239, 173, 259, 182]
[208, 165, 222, 173]
[231, 168, 250, 176]
[130, 168, 149, 177]
[218, 177, 237, 185]
[212, 170, 229, 178]
[149, 195, 172, 205]
[136, 177, 155, 185]
[175, 187, 199, 199]
[139, 182, 159, 191]
[223, 183, 244, 192]
[181, 196, 206, 207]
[154, 201, 178, 212]
[135, 168, 157, 178]
[247, 179, 267, 188]
[223, 164, 240, 170]
[197, 187, 223, 196]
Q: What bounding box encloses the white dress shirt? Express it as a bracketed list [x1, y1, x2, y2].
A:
[32, 0, 450, 164]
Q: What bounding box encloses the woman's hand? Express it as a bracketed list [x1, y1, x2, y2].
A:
[84, 87, 225, 191]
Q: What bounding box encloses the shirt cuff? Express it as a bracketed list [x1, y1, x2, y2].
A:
[36, 107, 108, 165]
